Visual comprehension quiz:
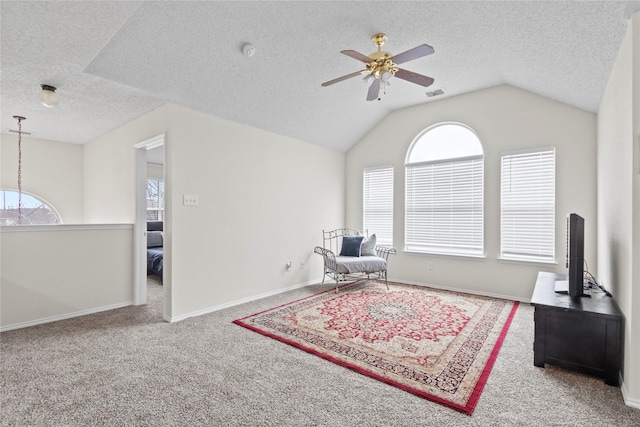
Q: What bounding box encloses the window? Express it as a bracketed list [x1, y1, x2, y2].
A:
[0, 190, 62, 225]
[500, 148, 555, 263]
[363, 167, 393, 246]
[146, 179, 165, 221]
[405, 123, 484, 256]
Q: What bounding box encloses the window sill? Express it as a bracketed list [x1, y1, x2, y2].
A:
[497, 257, 558, 267]
[403, 250, 486, 261]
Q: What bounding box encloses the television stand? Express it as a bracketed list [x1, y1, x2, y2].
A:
[531, 272, 623, 386]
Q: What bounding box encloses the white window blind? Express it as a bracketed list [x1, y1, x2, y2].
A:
[405, 157, 484, 255]
[363, 167, 394, 246]
[501, 148, 555, 262]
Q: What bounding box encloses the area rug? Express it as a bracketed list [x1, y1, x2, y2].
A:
[233, 281, 519, 415]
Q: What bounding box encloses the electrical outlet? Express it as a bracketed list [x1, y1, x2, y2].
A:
[300, 261, 305, 270]
[427, 261, 433, 270]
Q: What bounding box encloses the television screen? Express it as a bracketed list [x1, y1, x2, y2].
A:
[567, 213, 584, 297]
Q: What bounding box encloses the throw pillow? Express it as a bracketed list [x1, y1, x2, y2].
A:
[340, 235, 364, 257]
[360, 234, 377, 256]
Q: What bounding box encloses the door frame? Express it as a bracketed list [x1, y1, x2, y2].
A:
[133, 134, 165, 307]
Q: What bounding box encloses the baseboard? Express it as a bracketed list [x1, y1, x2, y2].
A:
[166, 277, 527, 323]
[0, 301, 133, 332]
[165, 279, 321, 323]
[620, 375, 640, 409]
[390, 277, 530, 303]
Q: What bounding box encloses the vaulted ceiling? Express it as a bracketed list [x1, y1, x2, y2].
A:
[2, 1, 639, 152]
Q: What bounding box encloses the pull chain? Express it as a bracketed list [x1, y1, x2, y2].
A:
[13, 115, 25, 225]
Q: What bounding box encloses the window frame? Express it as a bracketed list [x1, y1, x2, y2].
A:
[146, 178, 165, 222]
[0, 189, 62, 225]
[404, 122, 485, 257]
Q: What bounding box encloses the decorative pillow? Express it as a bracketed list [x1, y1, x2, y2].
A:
[340, 235, 364, 257]
[360, 234, 377, 256]
[147, 231, 163, 248]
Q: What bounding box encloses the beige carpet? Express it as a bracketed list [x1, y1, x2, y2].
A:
[1, 277, 639, 426]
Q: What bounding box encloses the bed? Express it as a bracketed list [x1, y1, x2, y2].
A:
[314, 228, 396, 292]
[147, 221, 163, 282]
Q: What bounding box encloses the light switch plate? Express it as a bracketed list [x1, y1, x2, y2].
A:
[183, 194, 199, 206]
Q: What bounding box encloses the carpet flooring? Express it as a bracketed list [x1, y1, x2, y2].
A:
[1, 278, 639, 426]
[234, 281, 518, 414]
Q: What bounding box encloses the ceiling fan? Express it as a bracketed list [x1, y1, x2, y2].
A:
[322, 33, 435, 101]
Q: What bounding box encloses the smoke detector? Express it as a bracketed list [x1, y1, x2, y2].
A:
[242, 43, 255, 58]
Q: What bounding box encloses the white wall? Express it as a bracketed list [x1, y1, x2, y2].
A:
[597, 12, 640, 407]
[81, 103, 344, 321]
[0, 225, 134, 331]
[633, 11, 640, 408]
[0, 134, 84, 223]
[166, 105, 344, 320]
[83, 106, 171, 224]
[346, 85, 597, 301]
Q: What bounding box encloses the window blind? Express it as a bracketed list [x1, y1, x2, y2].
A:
[405, 158, 484, 255]
[363, 167, 394, 246]
[501, 148, 555, 262]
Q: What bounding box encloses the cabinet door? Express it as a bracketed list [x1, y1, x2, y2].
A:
[545, 310, 606, 371]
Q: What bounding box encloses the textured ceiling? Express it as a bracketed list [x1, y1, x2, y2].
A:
[2, 1, 639, 152]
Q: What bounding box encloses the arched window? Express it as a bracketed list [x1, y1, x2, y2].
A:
[0, 190, 62, 225]
[405, 122, 484, 256]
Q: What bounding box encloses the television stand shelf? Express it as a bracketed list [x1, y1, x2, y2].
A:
[531, 271, 623, 386]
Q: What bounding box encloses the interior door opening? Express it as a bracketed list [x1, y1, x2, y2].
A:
[134, 135, 165, 319]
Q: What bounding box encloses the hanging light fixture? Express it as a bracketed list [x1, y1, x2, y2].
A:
[12, 115, 26, 224]
[380, 69, 393, 83]
[362, 73, 375, 87]
[39, 84, 59, 107]
[362, 52, 398, 99]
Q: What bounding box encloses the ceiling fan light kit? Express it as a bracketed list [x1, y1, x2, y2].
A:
[322, 33, 435, 101]
[362, 73, 376, 87]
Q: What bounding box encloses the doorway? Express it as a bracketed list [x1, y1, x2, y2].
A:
[134, 135, 165, 318]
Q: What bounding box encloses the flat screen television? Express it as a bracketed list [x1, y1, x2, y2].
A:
[566, 213, 585, 297]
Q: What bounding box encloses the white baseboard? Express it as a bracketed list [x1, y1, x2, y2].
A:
[391, 277, 531, 303]
[0, 301, 133, 332]
[165, 279, 321, 323]
[620, 376, 640, 409]
[0, 278, 522, 330]
[166, 277, 527, 324]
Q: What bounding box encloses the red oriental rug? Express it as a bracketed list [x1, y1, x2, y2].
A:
[233, 281, 518, 415]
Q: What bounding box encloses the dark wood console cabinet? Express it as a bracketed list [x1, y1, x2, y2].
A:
[531, 272, 623, 386]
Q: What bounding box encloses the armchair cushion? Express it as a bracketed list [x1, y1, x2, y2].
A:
[340, 235, 364, 257]
[334, 256, 387, 274]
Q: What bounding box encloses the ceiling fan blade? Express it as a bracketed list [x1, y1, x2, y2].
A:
[341, 50, 374, 63]
[394, 68, 435, 87]
[391, 44, 434, 65]
[321, 71, 364, 87]
[366, 79, 380, 101]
